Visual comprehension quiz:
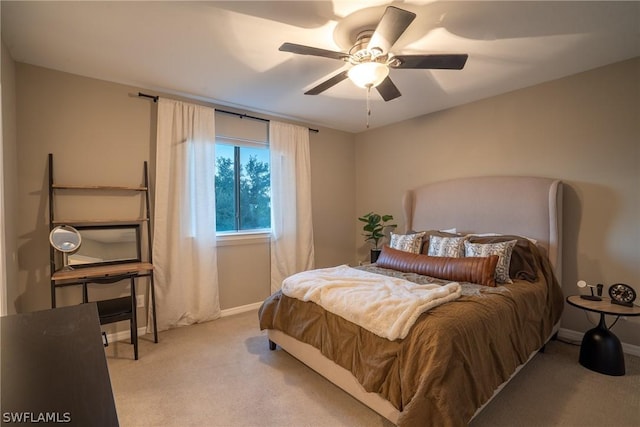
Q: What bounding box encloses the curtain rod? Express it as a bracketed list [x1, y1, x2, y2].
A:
[137, 92, 319, 133]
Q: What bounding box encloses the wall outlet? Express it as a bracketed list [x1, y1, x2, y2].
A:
[136, 295, 145, 308]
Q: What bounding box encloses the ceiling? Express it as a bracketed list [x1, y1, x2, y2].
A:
[2, 1, 639, 133]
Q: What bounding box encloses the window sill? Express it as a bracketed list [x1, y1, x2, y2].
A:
[216, 231, 271, 247]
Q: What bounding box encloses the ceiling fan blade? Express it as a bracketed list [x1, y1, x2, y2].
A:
[376, 77, 401, 102]
[279, 42, 348, 61]
[392, 54, 469, 70]
[368, 6, 416, 55]
[304, 70, 349, 95]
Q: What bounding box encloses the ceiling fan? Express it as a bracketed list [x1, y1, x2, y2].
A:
[279, 6, 468, 102]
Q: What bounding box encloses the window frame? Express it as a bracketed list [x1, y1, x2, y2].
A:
[215, 139, 271, 237]
[216, 230, 271, 246]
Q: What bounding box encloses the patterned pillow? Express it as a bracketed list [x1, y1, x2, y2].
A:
[464, 240, 517, 284]
[409, 229, 460, 254]
[467, 235, 539, 282]
[389, 232, 426, 254]
[427, 235, 466, 257]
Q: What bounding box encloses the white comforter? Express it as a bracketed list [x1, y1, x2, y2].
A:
[281, 265, 461, 340]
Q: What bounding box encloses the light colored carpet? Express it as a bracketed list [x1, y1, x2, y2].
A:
[106, 310, 639, 427]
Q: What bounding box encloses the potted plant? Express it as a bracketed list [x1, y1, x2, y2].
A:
[358, 212, 397, 263]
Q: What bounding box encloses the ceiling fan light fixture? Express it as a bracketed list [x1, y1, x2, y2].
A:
[348, 62, 389, 89]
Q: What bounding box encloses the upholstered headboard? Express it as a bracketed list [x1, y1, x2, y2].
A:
[403, 176, 563, 278]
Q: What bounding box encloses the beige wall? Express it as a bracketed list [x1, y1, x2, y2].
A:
[354, 58, 640, 346]
[1, 40, 19, 315]
[12, 64, 356, 323]
[309, 126, 356, 268]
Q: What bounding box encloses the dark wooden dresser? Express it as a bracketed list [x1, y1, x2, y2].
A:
[1, 304, 118, 426]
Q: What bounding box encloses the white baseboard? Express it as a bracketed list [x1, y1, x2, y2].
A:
[104, 326, 148, 344]
[558, 328, 640, 357]
[221, 301, 262, 317]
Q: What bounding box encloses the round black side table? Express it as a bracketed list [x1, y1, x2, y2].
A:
[566, 295, 640, 376]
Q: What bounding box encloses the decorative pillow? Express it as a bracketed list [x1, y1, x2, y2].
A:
[390, 232, 426, 254]
[427, 235, 466, 257]
[467, 235, 540, 282]
[409, 229, 460, 254]
[464, 240, 517, 284]
[376, 245, 499, 287]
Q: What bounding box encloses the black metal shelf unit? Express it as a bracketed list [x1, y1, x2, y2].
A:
[48, 153, 158, 358]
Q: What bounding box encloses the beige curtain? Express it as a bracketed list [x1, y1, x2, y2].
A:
[269, 121, 315, 293]
[153, 99, 220, 330]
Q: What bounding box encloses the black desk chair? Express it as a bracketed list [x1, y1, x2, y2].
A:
[82, 274, 139, 360]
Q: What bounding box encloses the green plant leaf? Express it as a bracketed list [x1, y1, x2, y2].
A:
[358, 211, 397, 249]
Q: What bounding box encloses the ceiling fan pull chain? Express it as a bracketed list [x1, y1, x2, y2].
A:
[366, 85, 371, 128]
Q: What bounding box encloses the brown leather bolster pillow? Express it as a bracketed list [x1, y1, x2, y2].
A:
[376, 245, 499, 287]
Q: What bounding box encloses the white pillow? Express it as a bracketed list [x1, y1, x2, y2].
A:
[440, 228, 457, 234]
[389, 232, 426, 254]
[427, 235, 466, 257]
[464, 240, 517, 284]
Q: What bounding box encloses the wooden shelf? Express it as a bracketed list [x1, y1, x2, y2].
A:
[52, 262, 153, 281]
[52, 219, 148, 226]
[52, 184, 147, 191]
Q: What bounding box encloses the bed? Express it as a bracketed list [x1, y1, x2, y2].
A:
[259, 176, 564, 426]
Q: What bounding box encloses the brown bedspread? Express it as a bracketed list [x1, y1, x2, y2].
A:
[258, 249, 564, 427]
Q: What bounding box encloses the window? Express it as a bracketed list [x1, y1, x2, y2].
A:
[214, 111, 271, 234]
[215, 142, 270, 233]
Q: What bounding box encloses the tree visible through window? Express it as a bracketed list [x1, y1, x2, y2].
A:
[215, 144, 270, 232]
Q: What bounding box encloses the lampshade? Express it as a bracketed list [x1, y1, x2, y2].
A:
[348, 62, 389, 89]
